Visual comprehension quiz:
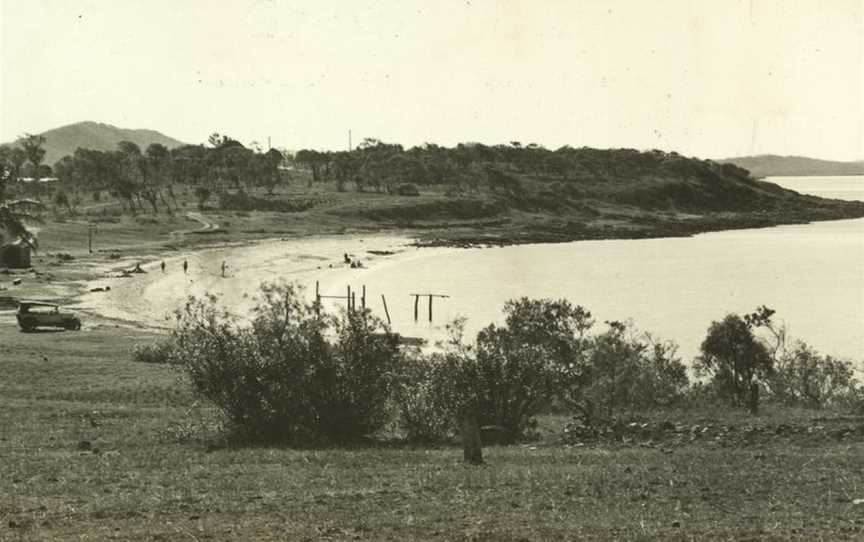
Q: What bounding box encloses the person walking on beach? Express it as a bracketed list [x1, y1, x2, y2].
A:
[183, 260, 188, 275]
[160, 261, 165, 273]
[221, 260, 227, 278]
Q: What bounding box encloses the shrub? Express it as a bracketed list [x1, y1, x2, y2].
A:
[304, 304, 401, 438]
[446, 300, 594, 442]
[132, 338, 178, 364]
[568, 321, 689, 425]
[393, 351, 456, 442]
[170, 282, 399, 443]
[743, 306, 863, 410]
[768, 342, 861, 409]
[418, 300, 689, 439]
[396, 183, 420, 196]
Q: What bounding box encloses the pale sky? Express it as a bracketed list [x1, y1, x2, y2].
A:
[2, 0, 863, 160]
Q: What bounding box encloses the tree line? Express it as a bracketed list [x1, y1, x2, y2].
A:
[293, 138, 755, 194]
[50, 134, 284, 214]
[4, 133, 758, 210]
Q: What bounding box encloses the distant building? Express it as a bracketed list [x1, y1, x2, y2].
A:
[0, 240, 32, 268]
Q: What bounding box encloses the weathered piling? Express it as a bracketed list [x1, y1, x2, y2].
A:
[410, 293, 451, 322]
[381, 295, 391, 324]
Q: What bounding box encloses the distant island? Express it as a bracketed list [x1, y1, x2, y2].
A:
[1, 121, 185, 167]
[721, 155, 864, 179]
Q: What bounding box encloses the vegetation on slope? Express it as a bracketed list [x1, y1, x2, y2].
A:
[4, 135, 864, 250]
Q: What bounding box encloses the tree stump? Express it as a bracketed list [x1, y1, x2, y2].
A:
[460, 411, 484, 465]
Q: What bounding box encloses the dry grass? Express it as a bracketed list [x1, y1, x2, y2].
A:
[3, 324, 864, 540]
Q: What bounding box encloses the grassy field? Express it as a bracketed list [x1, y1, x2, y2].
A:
[3, 323, 864, 540]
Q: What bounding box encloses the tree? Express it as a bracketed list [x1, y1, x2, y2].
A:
[697, 313, 773, 414]
[53, 189, 72, 214]
[0, 199, 44, 249]
[145, 143, 172, 213]
[194, 186, 211, 210]
[1, 145, 45, 246]
[113, 141, 144, 212]
[0, 146, 15, 201]
[20, 134, 46, 177]
[295, 149, 324, 184]
[258, 148, 284, 195]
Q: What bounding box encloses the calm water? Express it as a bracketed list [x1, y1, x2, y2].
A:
[323, 176, 864, 362]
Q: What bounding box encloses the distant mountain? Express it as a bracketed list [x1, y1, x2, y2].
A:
[720, 155, 864, 178]
[3, 121, 186, 166]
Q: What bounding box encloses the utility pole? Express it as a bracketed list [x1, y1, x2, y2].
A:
[348, 129, 352, 152]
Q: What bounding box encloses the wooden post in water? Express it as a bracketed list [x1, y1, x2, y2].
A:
[361, 285, 366, 310]
[381, 295, 391, 325]
[315, 281, 321, 314]
[410, 293, 450, 323]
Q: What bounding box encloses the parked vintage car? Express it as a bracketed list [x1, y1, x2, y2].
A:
[16, 301, 82, 331]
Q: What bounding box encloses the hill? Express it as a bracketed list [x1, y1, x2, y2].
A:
[721, 155, 864, 178]
[178, 143, 864, 246]
[16, 140, 864, 248]
[4, 121, 185, 166]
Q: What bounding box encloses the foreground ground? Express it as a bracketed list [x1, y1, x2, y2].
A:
[3, 323, 864, 540]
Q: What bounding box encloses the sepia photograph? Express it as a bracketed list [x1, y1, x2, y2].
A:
[1, 0, 863, 539]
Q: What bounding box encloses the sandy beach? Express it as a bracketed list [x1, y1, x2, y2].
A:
[74, 234, 450, 329]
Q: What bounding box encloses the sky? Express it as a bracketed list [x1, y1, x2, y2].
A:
[1, 0, 862, 160]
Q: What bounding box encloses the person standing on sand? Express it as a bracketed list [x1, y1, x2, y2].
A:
[183, 260, 188, 275]
[221, 261, 227, 278]
[161, 261, 165, 273]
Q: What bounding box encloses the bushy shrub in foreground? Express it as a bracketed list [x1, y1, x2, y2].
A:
[470, 299, 594, 441]
[170, 282, 399, 443]
[768, 341, 862, 409]
[393, 351, 457, 443]
[571, 321, 689, 425]
[395, 299, 690, 443]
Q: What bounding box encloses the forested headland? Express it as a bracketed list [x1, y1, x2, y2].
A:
[4, 134, 864, 247]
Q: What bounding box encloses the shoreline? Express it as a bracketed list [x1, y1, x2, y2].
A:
[5, 195, 863, 333]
